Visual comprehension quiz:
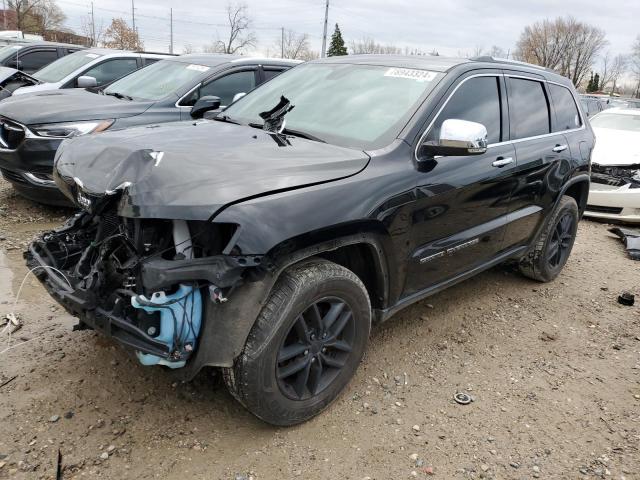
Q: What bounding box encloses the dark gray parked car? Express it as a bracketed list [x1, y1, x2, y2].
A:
[0, 54, 298, 205]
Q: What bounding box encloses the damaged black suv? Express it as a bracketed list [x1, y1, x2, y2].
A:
[27, 55, 594, 425]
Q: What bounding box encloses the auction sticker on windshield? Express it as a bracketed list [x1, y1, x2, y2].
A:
[384, 68, 437, 82]
[186, 64, 210, 72]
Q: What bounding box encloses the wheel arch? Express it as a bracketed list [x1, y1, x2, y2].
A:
[177, 222, 393, 380]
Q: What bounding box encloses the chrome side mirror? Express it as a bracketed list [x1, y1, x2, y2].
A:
[422, 119, 488, 157]
[77, 75, 98, 88]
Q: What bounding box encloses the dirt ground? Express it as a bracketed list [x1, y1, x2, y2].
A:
[0, 177, 639, 480]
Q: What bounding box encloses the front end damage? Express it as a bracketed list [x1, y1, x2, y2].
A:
[25, 198, 263, 371]
[586, 163, 640, 222]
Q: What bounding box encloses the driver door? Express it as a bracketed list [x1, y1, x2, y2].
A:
[404, 73, 516, 297]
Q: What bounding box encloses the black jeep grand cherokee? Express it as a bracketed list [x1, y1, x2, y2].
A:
[27, 55, 593, 425]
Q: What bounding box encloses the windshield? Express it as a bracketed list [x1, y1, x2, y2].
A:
[34, 51, 102, 83]
[104, 60, 210, 102]
[0, 45, 23, 63]
[591, 112, 640, 132]
[224, 63, 443, 149]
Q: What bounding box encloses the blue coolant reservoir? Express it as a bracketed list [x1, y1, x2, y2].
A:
[131, 284, 202, 369]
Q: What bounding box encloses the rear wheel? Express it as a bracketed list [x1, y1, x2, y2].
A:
[519, 195, 579, 282]
[223, 259, 371, 426]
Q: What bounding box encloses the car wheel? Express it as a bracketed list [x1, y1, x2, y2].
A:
[223, 259, 371, 426]
[519, 195, 579, 282]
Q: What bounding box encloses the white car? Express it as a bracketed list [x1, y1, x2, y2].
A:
[585, 108, 640, 223]
[12, 48, 170, 96]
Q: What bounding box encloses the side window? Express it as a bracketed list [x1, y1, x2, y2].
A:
[143, 58, 160, 67]
[82, 58, 139, 86]
[263, 68, 284, 82]
[18, 50, 59, 73]
[549, 84, 581, 131]
[183, 70, 256, 107]
[427, 76, 502, 145]
[507, 78, 550, 139]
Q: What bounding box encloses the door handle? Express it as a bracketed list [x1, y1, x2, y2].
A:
[492, 157, 514, 168]
[552, 144, 568, 153]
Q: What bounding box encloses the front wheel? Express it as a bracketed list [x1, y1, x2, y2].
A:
[519, 195, 579, 282]
[223, 259, 371, 426]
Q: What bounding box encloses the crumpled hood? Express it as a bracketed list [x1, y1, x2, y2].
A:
[0, 66, 41, 100]
[0, 88, 153, 124]
[0, 66, 40, 85]
[54, 120, 370, 220]
[592, 127, 640, 166]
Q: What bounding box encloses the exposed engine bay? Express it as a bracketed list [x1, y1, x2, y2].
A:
[25, 206, 262, 369]
[591, 163, 640, 189]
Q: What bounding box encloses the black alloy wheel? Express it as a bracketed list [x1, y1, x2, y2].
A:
[276, 297, 355, 401]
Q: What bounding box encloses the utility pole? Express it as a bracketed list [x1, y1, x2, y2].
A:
[281, 27, 284, 58]
[2, 0, 7, 30]
[169, 8, 173, 54]
[321, 0, 329, 58]
[131, 0, 136, 33]
[90, 2, 95, 47]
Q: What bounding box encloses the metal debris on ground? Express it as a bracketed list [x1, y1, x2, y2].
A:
[454, 392, 473, 405]
[618, 292, 635, 307]
[0, 375, 17, 389]
[609, 227, 640, 260]
[1, 312, 22, 335]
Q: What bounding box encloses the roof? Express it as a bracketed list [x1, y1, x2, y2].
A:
[82, 48, 171, 58]
[601, 107, 640, 116]
[310, 54, 573, 84]
[171, 53, 301, 67]
[5, 40, 85, 49]
[311, 54, 468, 72]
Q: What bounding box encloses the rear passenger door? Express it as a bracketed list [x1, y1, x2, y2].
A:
[405, 73, 517, 296]
[502, 75, 575, 249]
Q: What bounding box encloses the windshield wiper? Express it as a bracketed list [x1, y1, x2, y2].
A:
[105, 91, 133, 101]
[248, 122, 325, 143]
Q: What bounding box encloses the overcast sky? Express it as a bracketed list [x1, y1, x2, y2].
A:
[58, 0, 639, 60]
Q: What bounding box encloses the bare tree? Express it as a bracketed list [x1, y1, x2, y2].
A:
[79, 14, 105, 47]
[599, 52, 628, 93]
[102, 18, 143, 51]
[29, 0, 65, 35]
[631, 35, 640, 98]
[182, 43, 195, 54]
[515, 16, 607, 86]
[276, 30, 311, 59]
[350, 37, 401, 55]
[7, 0, 43, 32]
[212, 3, 256, 54]
[485, 45, 506, 58]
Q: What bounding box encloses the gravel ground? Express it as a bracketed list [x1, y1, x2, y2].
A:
[0, 177, 639, 480]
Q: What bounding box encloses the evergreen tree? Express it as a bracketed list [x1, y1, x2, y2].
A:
[587, 72, 594, 92]
[327, 24, 348, 56]
[593, 73, 600, 91]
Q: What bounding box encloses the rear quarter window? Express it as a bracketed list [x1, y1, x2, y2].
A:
[550, 84, 581, 131]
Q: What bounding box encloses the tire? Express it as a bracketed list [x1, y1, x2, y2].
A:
[223, 259, 371, 426]
[519, 195, 579, 282]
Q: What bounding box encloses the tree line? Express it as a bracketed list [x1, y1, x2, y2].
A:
[3, 2, 639, 96]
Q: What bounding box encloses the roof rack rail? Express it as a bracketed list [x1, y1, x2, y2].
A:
[470, 56, 556, 73]
[134, 50, 179, 56]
